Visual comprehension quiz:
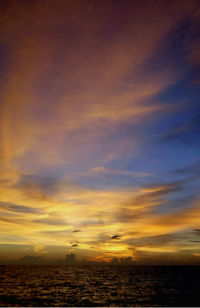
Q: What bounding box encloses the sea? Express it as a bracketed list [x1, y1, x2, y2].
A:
[0, 265, 200, 307]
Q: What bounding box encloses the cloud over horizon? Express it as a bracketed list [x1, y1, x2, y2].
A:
[0, 0, 200, 264]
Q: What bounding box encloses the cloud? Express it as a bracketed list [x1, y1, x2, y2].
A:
[40, 229, 71, 237]
[0, 216, 24, 225]
[0, 234, 28, 244]
[0, 0, 195, 175]
[81, 166, 151, 178]
[80, 220, 105, 227]
[18, 255, 45, 265]
[0, 202, 44, 214]
[33, 217, 67, 226]
[193, 252, 200, 257]
[159, 114, 200, 144]
[15, 174, 59, 195]
[172, 160, 200, 176]
[125, 233, 178, 246]
[33, 244, 48, 254]
[115, 182, 182, 222]
[0, 0, 200, 264]
[111, 234, 121, 240]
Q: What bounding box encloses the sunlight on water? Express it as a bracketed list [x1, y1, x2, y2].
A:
[0, 265, 200, 307]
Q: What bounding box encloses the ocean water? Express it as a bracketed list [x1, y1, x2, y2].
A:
[0, 265, 200, 307]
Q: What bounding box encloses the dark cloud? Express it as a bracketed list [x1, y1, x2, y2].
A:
[33, 218, 67, 226]
[96, 232, 110, 243]
[0, 202, 44, 214]
[125, 233, 178, 246]
[115, 182, 182, 222]
[18, 255, 45, 265]
[81, 220, 105, 226]
[111, 234, 121, 240]
[72, 244, 78, 247]
[72, 229, 81, 233]
[0, 216, 24, 224]
[0, 234, 28, 242]
[40, 229, 70, 235]
[129, 182, 181, 206]
[15, 174, 58, 195]
[173, 161, 200, 175]
[160, 113, 200, 144]
[115, 208, 142, 222]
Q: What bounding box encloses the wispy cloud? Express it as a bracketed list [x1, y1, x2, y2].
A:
[159, 114, 200, 144]
[0, 0, 200, 263]
[33, 218, 67, 226]
[0, 202, 44, 214]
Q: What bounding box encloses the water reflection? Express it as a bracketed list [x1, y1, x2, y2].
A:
[0, 265, 200, 306]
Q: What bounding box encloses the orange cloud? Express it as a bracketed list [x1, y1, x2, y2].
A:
[0, 0, 200, 263]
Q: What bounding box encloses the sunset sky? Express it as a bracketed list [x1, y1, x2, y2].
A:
[0, 0, 200, 264]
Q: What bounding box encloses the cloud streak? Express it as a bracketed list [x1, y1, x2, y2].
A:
[0, 0, 200, 263]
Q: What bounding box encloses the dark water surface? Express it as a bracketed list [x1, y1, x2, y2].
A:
[0, 265, 200, 306]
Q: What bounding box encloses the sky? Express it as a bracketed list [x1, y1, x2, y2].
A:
[0, 0, 200, 264]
